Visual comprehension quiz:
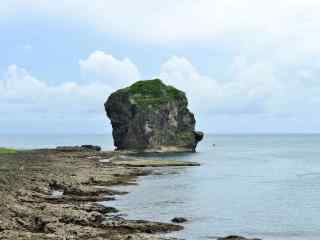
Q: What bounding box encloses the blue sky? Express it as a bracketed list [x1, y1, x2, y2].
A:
[1, 1, 320, 134]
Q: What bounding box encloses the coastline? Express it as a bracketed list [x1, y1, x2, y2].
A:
[0, 148, 198, 240]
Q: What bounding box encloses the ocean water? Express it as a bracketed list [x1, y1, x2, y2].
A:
[106, 135, 320, 240]
[0, 134, 114, 150]
[2, 134, 320, 239]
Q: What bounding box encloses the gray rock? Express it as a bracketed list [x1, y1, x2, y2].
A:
[105, 79, 203, 152]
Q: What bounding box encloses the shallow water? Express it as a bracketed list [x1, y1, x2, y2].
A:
[2, 134, 320, 239]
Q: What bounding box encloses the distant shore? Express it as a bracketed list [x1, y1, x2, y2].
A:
[0, 147, 198, 240]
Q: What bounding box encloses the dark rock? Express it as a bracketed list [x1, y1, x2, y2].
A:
[48, 180, 64, 191]
[45, 194, 115, 203]
[101, 219, 184, 233]
[87, 212, 105, 224]
[0, 221, 4, 232]
[171, 217, 188, 223]
[32, 216, 50, 233]
[79, 203, 119, 214]
[81, 145, 101, 151]
[105, 79, 204, 152]
[194, 131, 204, 142]
[55, 145, 101, 152]
[217, 236, 262, 240]
[55, 146, 83, 152]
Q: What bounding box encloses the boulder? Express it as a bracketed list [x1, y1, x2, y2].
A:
[171, 217, 188, 223]
[105, 79, 203, 152]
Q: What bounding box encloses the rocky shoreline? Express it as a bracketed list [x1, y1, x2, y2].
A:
[0, 147, 199, 240]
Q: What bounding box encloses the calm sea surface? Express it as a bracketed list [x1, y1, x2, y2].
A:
[2, 134, 320, 239]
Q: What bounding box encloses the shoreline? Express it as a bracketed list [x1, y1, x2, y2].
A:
[0, 148, 198, 240]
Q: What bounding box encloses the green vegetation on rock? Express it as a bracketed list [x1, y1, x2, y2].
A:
[119, 79, 187, 106]
[0, 148, 16, 154]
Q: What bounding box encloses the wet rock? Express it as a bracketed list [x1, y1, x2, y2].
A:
[112, 159, 200, 167]
[105, 79, 204, 152]
[101, 218, 184, 234]
[49, 181, 126, 198]
[79, 203, 118, 214]
[45, 194, 115, 203]
[171, 217, 188, 223]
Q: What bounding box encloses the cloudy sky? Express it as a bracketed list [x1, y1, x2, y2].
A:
[1, 0, 320, 134]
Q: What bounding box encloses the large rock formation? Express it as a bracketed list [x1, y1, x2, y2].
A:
[105, 79, 203, 152]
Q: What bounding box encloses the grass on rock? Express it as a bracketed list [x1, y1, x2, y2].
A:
[118, 79, 187, 107]
[0, 148, 17, 154]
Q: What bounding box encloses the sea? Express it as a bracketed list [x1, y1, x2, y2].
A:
[2, 134, 320, 240]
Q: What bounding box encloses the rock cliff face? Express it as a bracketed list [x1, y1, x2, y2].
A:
[105, 79, 203, 152]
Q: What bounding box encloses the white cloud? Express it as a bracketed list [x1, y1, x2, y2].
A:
[79, 51, 140, 88]
[2, 52, 320, 119]
[158, 56, 273, 114]
[2, 1, 320, 132]
[0, 52, 140, 117]
[159, 55, 320, 117]
[3, 1, 320, 84]
[2, 0, 320, 47]
[3, 65, 46, 92]
[0, 65, 105, 115]
[2, 52, 320, 133]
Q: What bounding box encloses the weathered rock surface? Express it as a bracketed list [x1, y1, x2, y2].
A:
[105, 79, 204, 152]
[0, 149, 185, 240]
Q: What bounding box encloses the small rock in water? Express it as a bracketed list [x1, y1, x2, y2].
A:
[217, 236, 261, 240]
[171, 217, 188, 223]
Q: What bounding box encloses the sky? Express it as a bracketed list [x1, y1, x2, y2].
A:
[1, 0, 320, 134]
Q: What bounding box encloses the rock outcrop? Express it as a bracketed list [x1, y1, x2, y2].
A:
[105, 79, 203, 152]
[171, 217, 188, 223]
